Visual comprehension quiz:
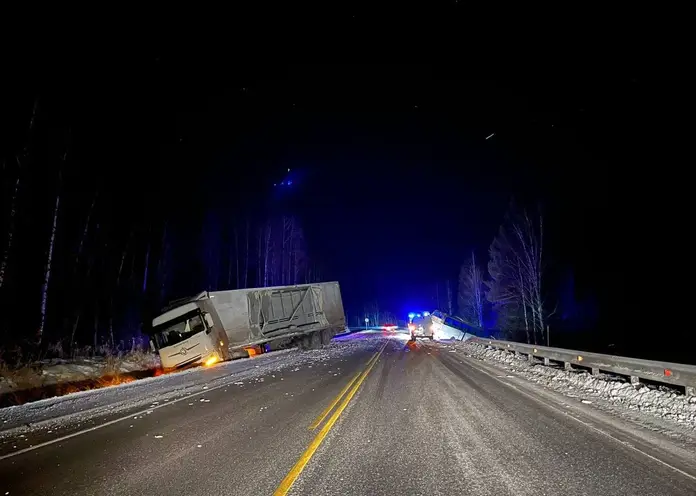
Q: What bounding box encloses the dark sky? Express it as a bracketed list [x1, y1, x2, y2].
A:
[3, 30, 685, 358]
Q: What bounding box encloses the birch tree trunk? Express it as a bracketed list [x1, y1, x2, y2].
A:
[517, 265, 530, 343]
[142, 228, 151, 294]
[263, 223, 272, 287]
[38, 169, 62, 343]
[0, 158, 20, 291]
[243, 219, 249, 288]
[75, 189, 98, 269]
[1, 99, 38, 291]
[459, 252, 484, 329]
[446, 280, 453, 315]
[234, 227, 239, 288]
[257, 227, 262, 287]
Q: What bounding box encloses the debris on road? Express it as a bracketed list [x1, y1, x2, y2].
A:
[0, 336, 386, 439]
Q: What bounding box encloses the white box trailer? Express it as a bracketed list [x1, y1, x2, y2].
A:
[148, 282, 346, 369]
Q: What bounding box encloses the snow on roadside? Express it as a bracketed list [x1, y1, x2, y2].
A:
[0, 353, 161, 396]
[0, 336, 383, 436]
[455, 341, 696, 431]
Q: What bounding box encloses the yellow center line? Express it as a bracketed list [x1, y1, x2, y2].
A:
[274, 341, 388, 496]
[308, 351, 380, 431]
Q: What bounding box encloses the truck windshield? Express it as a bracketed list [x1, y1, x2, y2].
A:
[152, 314, 206, 350]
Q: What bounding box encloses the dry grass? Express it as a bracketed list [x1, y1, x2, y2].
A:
[123, 349, 158, 368]
[0, 361, 44, 391]
[101, 354, 122, 377]
[0, 340, 158, 396]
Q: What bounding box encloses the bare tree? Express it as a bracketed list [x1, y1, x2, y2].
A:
[486, 228, 524, 337]
[75, 189, 98, 269]
[262, 222, 272, 287]
[257, 226, 263, 286]
[291, 222, 306, 284]
[0, 158, 20, 291]
[1, 99, 38, 291]
[233, 226, 239, 288]
[458, 252, 484, 329]
[142, 226, 151, 294]
[485, 205, 547, 344]
[510, 208, 545, 344]
[446, 280, 453, 315]
[38, 168, 63, 343]
[243, 219, 249, 288]
[363, 302, 382, 327]
[108, 232, 132, 350]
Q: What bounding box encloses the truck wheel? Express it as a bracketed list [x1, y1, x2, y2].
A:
[320, 328, 333, 346]
[298, 335, 311, 350]
[309, 331, 322, 349]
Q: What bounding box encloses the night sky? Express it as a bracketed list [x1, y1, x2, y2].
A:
[1, 38, 687, 361]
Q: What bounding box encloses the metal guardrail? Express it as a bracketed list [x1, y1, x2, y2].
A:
[469, 337, 696, 396]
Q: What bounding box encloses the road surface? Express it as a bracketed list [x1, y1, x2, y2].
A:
[2, 332, 696, 495]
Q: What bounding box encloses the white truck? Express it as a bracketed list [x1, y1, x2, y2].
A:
[146, 282, 346, 369]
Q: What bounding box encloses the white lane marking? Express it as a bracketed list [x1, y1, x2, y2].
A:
[459, 356, 696, 483]
[0, 341, 387, 461]
[0, 372, 239, 461]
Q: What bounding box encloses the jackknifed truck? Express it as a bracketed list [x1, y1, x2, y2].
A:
[146, 282, 346, 369]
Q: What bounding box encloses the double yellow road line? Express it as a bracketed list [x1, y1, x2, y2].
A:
[274, 341, 388, 495]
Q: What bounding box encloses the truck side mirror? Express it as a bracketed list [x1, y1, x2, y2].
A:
[203, 313, 214, 330]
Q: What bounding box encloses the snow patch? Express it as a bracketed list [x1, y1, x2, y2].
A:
[458, 342, 696, 431]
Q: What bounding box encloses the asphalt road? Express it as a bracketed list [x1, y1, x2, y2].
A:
[2, 333, 696, 495]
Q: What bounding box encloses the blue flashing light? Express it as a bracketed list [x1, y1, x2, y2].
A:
[287, 180, 293, 186]
[423, 311, 430, 316]
[408, 313, 415, 319]
[416, 313, 422, 318]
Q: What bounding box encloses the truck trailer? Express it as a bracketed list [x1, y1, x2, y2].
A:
[146, 282, 346, 369]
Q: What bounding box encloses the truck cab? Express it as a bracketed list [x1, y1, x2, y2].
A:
[148, 295, 229, 369]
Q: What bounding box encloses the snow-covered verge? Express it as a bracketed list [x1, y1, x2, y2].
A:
[0, 336, 382, 436]
[0, 351, 160, 397]
[456, 341, 696, 431]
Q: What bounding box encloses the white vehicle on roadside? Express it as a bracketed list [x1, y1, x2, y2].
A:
[408, 314, 435, 340]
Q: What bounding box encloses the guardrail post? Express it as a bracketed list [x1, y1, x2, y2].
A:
[528, 354, 535, 363]
[630, 376, 639, 386]
[543, 357, 550, 366]
[591, 367, 599, 376]
[686, 386, 694, 396]
[514, 350, 520, 357]
[564, 362, 572, 371]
